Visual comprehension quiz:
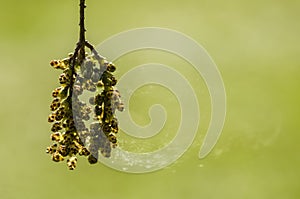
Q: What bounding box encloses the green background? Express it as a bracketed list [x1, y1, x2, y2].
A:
[0, 0, 299, 198]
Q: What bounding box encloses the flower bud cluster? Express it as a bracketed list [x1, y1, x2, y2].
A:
[46, 51, 123, 170]
[47, 54, 91, 170]
[75, 54, 124, 162]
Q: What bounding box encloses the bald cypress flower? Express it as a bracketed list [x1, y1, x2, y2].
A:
[46, 0, 123, 170]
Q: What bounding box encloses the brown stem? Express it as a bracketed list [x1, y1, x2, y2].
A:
[68, 0, 87, 101]
[78, 0, 86, 63]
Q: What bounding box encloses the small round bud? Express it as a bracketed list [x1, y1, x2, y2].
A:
[91, 72, 100, 83]
[52, 87, 62, 98]
[102, 123, 111, 133]
[79, 147, 90, 156]
[88, 155, 98, 164]
[67, 156, 77, 170]
[55, 114, 64, 121]
[52, 151, 64, 162]
[73, 84, 83, 96]
[107, 62, 116, 72]
[82, 114, 90, 121]
[48, 114, 56, 123]
[58, 145, 69, 157]
[117, 103, 125, 112]
[96, 81, 104, 87]
[50, 132, 61, 142]
[59, 73, 69, 85]
[50, 98, 61, 111]
[101, 144, 111, 158]
[46, 146, 52, 154]
[50, 60, 67, 70]
[94, 106, 102, 116]
[51, 122, 62, 132]
[50, 60, 59, 67]
[94, 94, 104, 105]
[89, 97, 95, 105]
[46, 144, 57, 154]
[106, 90, 114, 98]
[111, 76, 117, 86]
[108, 133, 117, 144]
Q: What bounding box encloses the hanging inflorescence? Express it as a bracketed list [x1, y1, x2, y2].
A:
[46, 0, 124, 170]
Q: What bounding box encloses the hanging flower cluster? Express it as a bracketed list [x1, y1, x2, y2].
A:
[46, 0, 124, 170]
[46, 51, 124, 170]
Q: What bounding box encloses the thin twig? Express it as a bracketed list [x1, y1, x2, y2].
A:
[78, 0, 86, 63]
[68, 0, 87, 100]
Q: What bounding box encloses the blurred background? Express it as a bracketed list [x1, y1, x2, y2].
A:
[0, 0, 299, 198]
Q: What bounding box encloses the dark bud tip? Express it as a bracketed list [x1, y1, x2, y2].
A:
[88, 155, 98, 164]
